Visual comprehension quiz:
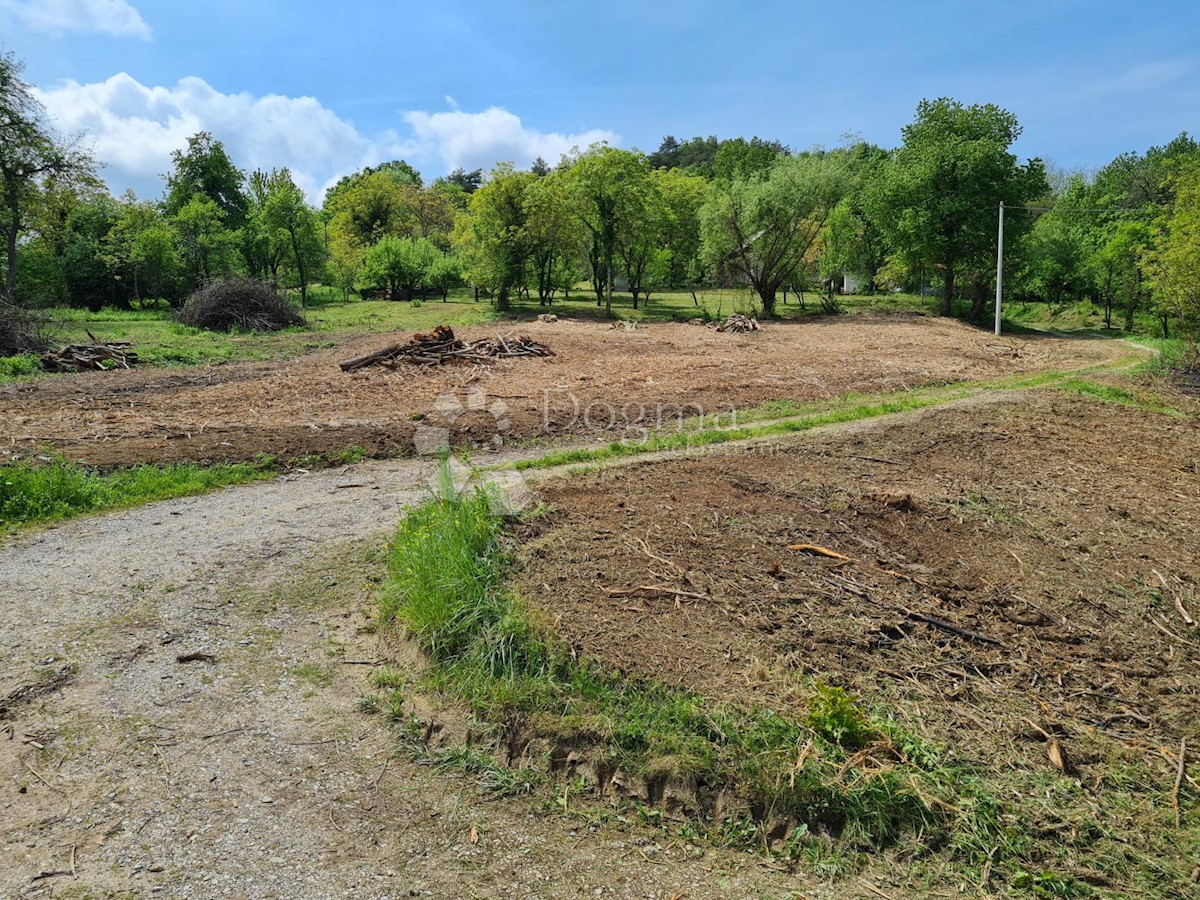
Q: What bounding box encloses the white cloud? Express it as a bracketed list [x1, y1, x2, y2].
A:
[1077, 60, 1194, 99]
[403, 106, 617, 174]
[0, 0, 152, 39]
[34, 73, 619, 203]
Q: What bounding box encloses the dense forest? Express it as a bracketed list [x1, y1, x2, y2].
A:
[3, 49, 1199, 338]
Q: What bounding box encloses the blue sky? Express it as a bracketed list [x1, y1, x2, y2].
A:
[3, 0, 1198, 200]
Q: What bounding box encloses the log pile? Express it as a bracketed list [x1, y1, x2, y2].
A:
[716, 314, 761, 333]
[339, 326, 554, 372]
[42, 341, 138, 372]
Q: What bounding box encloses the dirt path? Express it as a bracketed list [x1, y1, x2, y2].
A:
[1, 454, 810, 899]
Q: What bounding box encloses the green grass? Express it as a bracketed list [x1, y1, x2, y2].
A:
[0, 455, 273, 530]
[375, 473, 1200, 895]
[378, 475, 1010, 870]
[42, 289, 500, 368]
[0, 352, 42, 384]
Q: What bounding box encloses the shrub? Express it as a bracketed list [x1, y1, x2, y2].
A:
[176, 278, 306, 332]
[0, 300, 56, 356]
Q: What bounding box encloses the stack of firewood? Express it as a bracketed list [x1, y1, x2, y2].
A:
[339, 326, 554, 371]
[42, 341, 138, 372]
[716, 314, 760, 333]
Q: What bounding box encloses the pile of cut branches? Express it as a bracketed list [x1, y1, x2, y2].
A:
[42, 339, 138, 372]
[1169, 338, 1200, 396]
[716, 314, 760, 333]
[1, 300, 56, 356]
[339, 326, 554, 372]
[177, 278, 306, 333]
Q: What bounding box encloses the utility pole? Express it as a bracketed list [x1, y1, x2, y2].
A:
[994, 201, 1005, 336]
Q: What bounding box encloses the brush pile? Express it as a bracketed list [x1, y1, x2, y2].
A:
[1, 300, 56, 356]
[177, 278, 306, 333]
[339, 326, 554, 372]
[716, 314, 761, 333]
[42, 340, 138, 371]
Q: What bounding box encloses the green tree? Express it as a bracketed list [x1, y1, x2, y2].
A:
[701, 151, 851, 317]
[563, 145, 651, 313]
[104, 192, 181, 306]
[326, 170, 416, 248]
[712, 136, 786, 181]
[524, 170, 581, 305]
[242, 169, 288, 282]
[1148, 162, 1200, 334]
[1098, 220, 1153, 331]
[442, 167, 483, 194]
[654, 168, 710, 295]
[262, 169, 323, 305]
[427, 251, 463, 301]
[868, 98, 1047, 318]
[1, 52, 96, 304]
[362, 235, 440, 301]
[61, 195, 120, 310]
[172, 196, 239, 285]
[457, 164, 535, 312]
[163, 132, 248, 228]
[323, 160, 421, 215]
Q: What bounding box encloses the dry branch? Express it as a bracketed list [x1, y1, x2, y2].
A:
[787, 543, 851, 561]
[339, 326, 554, 371]
[716, 314, 760, 333]
[42, 341, 138, 372]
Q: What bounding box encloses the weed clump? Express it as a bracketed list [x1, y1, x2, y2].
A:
[177, 278, 306, 333]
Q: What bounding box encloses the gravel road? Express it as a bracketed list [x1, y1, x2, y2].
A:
[1, 455, 803, 899]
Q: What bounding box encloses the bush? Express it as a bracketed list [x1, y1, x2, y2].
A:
[176, 278, 306, 333]
[0, 300, 56, 356]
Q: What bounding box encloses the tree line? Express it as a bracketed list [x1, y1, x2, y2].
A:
[3, 50, 1198, 335]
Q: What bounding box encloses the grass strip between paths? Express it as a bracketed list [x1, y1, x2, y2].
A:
[508, 363, 1184, 474]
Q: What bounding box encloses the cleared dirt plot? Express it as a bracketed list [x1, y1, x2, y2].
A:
[514, 390, 1200, 892]
[0, 315, 1129, 468]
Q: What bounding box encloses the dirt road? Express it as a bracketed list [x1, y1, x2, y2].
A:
[1, 454, 804, 899]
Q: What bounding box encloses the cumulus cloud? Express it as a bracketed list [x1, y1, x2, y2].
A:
[403, 107, 617, 173]
[0, 0, 152, 39]
[34, 73, 618, 202]
[36, 73, 394, 201]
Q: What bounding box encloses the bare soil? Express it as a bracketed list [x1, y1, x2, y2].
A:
[0, 316, 1129, 468]
[516, 390, 1200, 777]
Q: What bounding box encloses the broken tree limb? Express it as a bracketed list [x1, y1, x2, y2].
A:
[903, 609, 1004, 647]
[601, 584, 707, 601]
[1174, 737, 1187, 828]
[42, 341, 138, 372]
[787, 544, 852, 561]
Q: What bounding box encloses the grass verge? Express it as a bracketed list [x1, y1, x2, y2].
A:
[377, 475, 1015, 877]
[0, 455, 272, 531]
